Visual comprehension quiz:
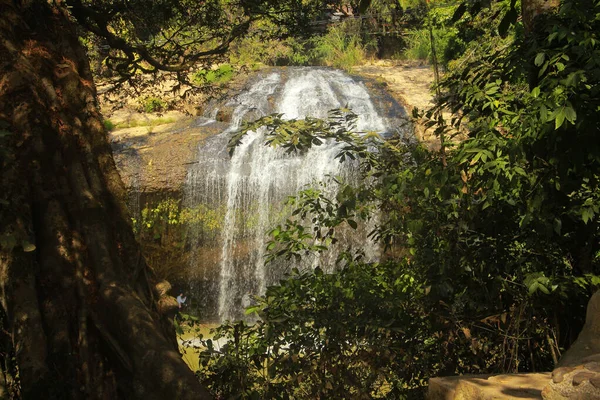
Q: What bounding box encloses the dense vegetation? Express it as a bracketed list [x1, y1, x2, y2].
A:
[177, 0, 600, 398]
[2, 0, 598, 398]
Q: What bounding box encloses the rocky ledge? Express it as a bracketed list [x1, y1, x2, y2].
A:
[109, 111, 228, 197]
[428, 373, 551, 399]
[427, 290, 600, 400]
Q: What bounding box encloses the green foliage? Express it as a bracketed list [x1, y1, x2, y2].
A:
[403, 27, 463, 65]
[103, 119, 115, 131]
[310, 20, 370, 72]
[229, 109, 364, 156]
[402, 3, 467, 66]
[131, 198, 226, 282]
[193, 1, 600, 397]
[198, 261, 430, 399]
[230, 34, 311, 67]
[230, 18, 373, 71]
[140, 96, 167, 113]
[192, 64, 235, 86]
[133, 199, 225, 240]
[77, 0, 341, 78]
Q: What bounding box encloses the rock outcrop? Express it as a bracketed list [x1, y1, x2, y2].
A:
[110, 116, 227, 196]
[542, 290, 600, 399]
[427, 290, 600, 400]
[428, 373, 551, 400]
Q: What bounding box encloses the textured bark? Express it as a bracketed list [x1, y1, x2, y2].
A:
[522, 0, 560, 34]
[0, 1, 211, 399]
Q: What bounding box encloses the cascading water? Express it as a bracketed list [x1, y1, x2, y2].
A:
[184, 67, 409, 321]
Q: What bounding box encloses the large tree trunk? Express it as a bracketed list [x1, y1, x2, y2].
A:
[0, 1, 211, 399]
[521, 0, 560, 34]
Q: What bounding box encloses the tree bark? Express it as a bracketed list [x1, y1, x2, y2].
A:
[0, 1, 211, 399]
[521, 0, 560, 34]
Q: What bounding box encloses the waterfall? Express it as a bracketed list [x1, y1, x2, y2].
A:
[184, 67, 407, 321]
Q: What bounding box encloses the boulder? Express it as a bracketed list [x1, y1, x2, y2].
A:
[542, 290, 600, 399]
[216, 106, 234, 122]
[427, 373, 551, 400]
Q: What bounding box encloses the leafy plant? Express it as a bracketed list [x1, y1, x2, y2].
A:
[140, 96, 167, 113]
[192, 64, 235, 86]
[103, 119, 115, 131]
[310, 20, 370, 72]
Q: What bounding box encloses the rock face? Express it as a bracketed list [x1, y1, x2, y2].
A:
[110, 117, 227, 197]
[427, 373, 551, 400]
[556, 291, 600, 367]
[542, 290, 600, 399]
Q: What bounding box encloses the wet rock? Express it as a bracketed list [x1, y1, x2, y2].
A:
[216, 106, 234, 122]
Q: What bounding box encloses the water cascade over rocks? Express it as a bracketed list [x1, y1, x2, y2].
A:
[184, 67, 409, 321]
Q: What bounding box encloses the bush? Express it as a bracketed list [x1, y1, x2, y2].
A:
[310, 20, 369, 71]
[402, 27, 464, 67]
[230, 34, 312, 67]
[197, 261, 431, 399]
[103, 119, 115, 131]
[140, 96, 166, 113]
[401, 3, 467, 67]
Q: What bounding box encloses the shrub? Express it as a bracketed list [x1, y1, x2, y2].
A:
[310, 20, 369, 71]
[140, 96, 166, 113]
[402, 27, 463, 67]
[230, 34, 311, 67]
[103, 119, 115, 131]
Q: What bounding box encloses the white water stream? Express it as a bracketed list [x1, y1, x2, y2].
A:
[185, 67, 405, 321]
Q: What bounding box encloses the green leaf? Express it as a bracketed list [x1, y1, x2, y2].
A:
[564, 106, 577, 123]
[582, 207, 594, 224]
[22, 241, 36, 252]
[553, 218, 562, 235]
[347, 220, 358, 230]
[540, 104, 548, 122]
[555, 109, 565, 129]
[485, 85, 498, 95]
[534, 53, 546, 67]
[245, 305, 260, 315]
[531, 86, 540, 98]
